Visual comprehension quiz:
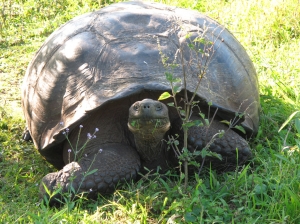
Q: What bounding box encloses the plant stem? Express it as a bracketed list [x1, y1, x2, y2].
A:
[183, 105, 190, 190]
[184, 158, 188, 190]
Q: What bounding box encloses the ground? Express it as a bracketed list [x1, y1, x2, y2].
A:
[0, 0, 299, 223]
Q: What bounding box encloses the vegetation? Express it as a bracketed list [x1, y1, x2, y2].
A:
[1, 0, 299, 223]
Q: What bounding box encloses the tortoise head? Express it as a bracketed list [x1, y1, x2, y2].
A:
[128, 98, 170, 161]
[128, 98, 170, 136]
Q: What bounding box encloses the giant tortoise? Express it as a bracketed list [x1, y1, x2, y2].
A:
[22, 1, 259, 202]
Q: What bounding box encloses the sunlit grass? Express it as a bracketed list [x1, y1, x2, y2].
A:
[0, 0, 299, 223]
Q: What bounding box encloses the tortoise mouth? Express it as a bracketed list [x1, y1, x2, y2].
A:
[128, 117, 170, 134]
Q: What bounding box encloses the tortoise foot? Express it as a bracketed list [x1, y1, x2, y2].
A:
[40, 144, 141, 205]
[188, 120, 252, 170]
[39, 162, 87, 205]
[22, 127, 32, 141]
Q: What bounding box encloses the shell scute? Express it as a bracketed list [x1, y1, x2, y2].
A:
[22, 2, 259, 160]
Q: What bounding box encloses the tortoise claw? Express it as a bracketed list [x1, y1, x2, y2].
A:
[40, 144, 141, 206]
[22, 127, 32, 141]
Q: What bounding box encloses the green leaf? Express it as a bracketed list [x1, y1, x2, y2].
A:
[182, 120, 201, 129]
[185, 212, 197, 222]
[180, 110, 186, 117]
[173, 77, 181, 83]
[188, 161, 200, 168]
[158, 92, 171, 101]
[198, 49, 204, 54]
[200, 148, 209, 158]
[274, 154, 290, 163]
[218, 130, 225, 138]
[204, 119, 209, 126]
[165, 72, 174, 82]
[194, 37, 205, 43]
[208, 151, 222, 160]
[170, 63, 179, 69]
[192, 206, 202, 215]
[158, 179, 171, 193]
[237, 164, 250, 183]
[52, 186, 63, 196]
[254, 184, 267, 195]
[165, 72, 181, 83]
[278, 111, 300, 132]
[167, 102, 174, 107]
[185, 33, 192, 39]
[192, 120, 203, 126]
[239, 112, 245, 118]
[188, 43, 195, 50]
[199, 113, 205, 119]
[220, 120, 230, 126]
[180, 172, 185, 180]
[49, 207, 69, 222]
[173, 85, 181, 93]
[130, 120, 136, 127]
[192, 150, 202, 156]
[295, 118, 300, 134]
[201, 149, 222, 160]
[85, 169, 98, 176]
[70, 185, 76, 194]
[42, 183, 51, 196]
[235, 112, 245, 118]
[233, 125, 246, 134]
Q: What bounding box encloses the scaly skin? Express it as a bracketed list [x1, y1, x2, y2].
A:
[40, 144, 140, 205]
[169, 114, 252, 170]
[40, 99, 252, 205]
[187, 117, 252, 170]
[128, 99, 170, 162]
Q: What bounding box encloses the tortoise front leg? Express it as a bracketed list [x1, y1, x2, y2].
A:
[187, 119, 252, 170]
[39, 143, 140, 205]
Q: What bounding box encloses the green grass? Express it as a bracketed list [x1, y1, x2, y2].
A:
[1, 0, 300, 223]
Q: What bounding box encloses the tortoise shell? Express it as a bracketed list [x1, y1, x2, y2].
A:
[22, 1, 259, 167]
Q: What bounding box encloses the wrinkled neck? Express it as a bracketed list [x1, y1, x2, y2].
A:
[133, 131, 165, 162]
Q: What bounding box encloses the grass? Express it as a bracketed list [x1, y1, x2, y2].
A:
[1, 0, 299, 223]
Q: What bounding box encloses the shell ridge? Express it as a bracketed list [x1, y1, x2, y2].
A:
[22, 1, 259, 156]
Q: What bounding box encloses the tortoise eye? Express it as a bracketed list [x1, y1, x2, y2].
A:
[156, 103, 162, 111]
[133, 104, 139, 111]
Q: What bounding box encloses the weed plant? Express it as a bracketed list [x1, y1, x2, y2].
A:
[41, 124, 103, 208]
[157, 22, 226, 189]
[0, 0, 299, 223]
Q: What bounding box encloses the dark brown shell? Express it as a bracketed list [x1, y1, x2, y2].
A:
[22, 1, 259, 157]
